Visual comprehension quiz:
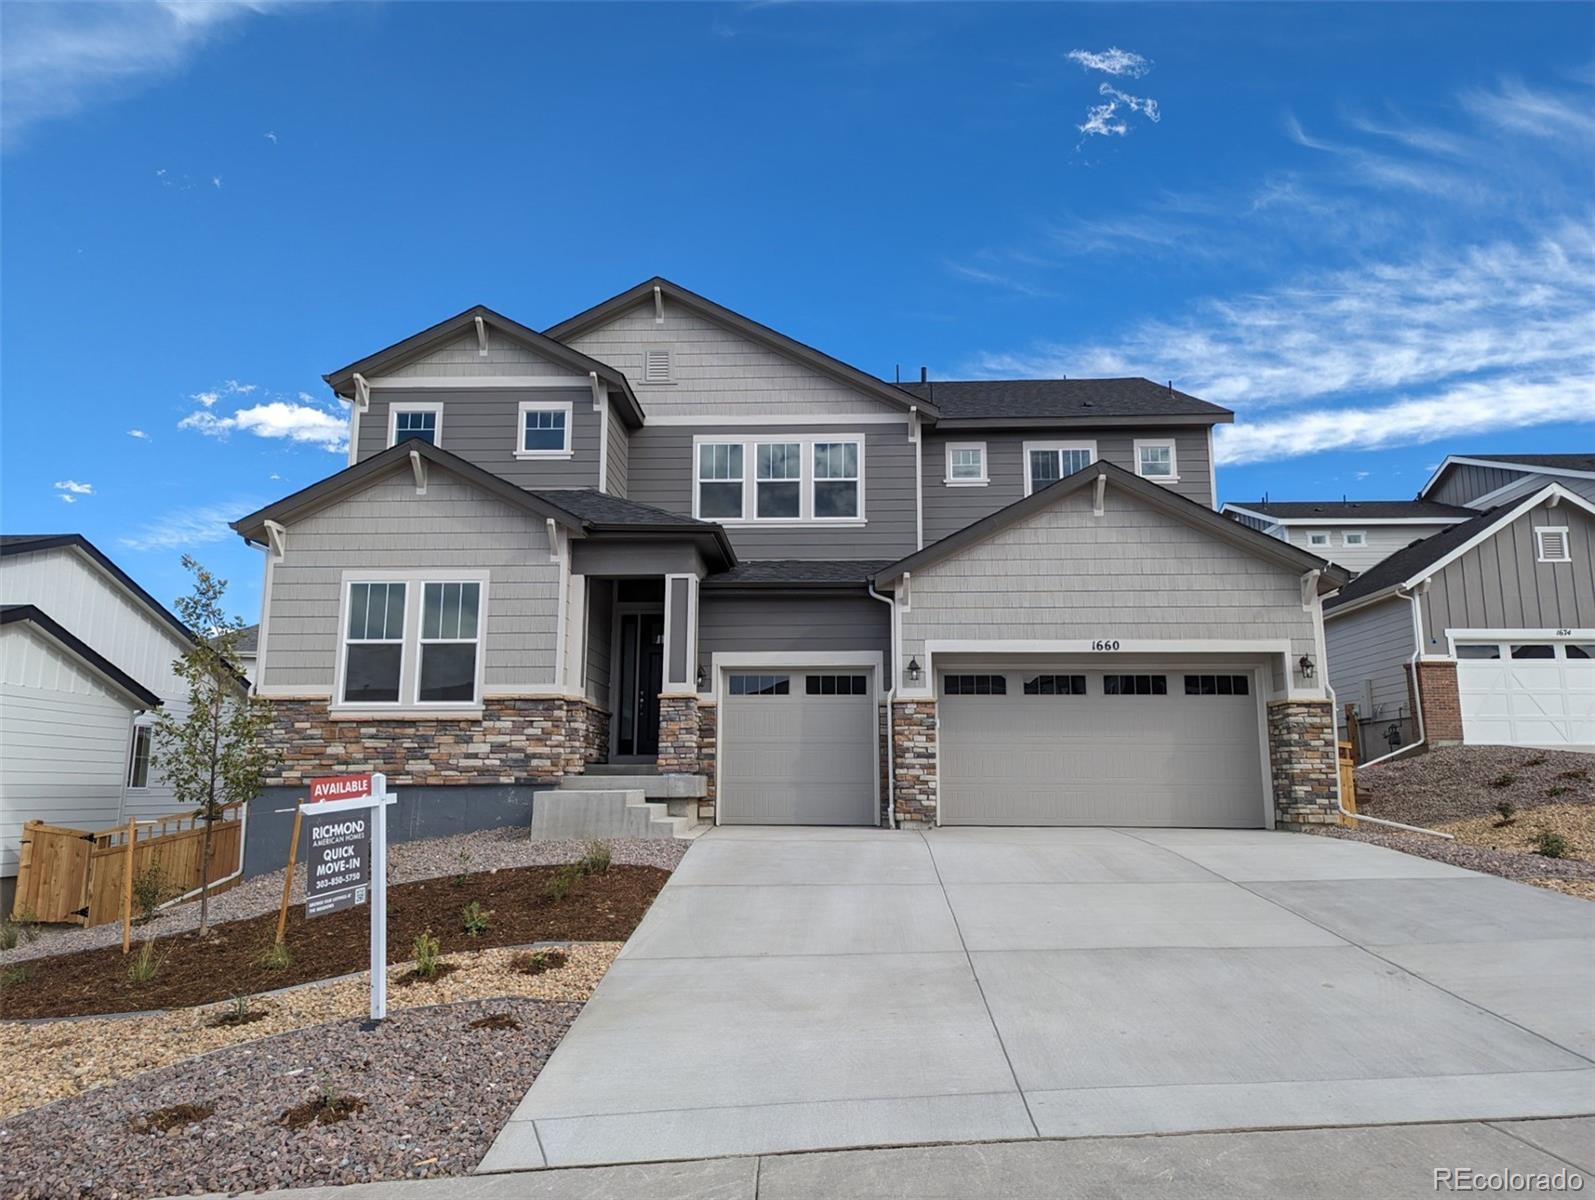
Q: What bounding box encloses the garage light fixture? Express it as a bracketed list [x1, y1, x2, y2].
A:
[907, 656, 922, 684]
[1297, 654, 1315, 680]
[697, 665, 708, 689]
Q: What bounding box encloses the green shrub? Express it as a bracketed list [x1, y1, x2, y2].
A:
[413, 929, 443, 978]
[544, 863, 581, 902]
[0, 965, 28, 989]
[1489, 773, 1517, 789]
[1557, 768, 1589, 782]
[132, 863, 169, 923]
[511, 948, 568, 976]
[12, 907, 41, 944]
[261, 940, 292, 971]
[1524, 756, 1548, 767]
[0, 921, 18, 952]
[1530, 831, 1570, 859]
[1546, 786, 1570, 799]
[578, 840, 612, 875]
[1494, 800, 1517, 824]
[128, 939, 164, 984]
[461, 901, 493, 937]
[453, 846, 474, 888]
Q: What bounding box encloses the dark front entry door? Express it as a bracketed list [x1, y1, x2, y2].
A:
[616, 611, 665, 757]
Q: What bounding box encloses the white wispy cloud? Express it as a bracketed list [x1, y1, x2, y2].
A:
[120, 501, 260, 552]
[54, 479, 94, 495]
[264, 131, 278, 143]
[58, 494, 77, 504]
[2, 2, 277, 149]
[1066, 47, 1152, 78]
[1461, 77, 1595, 141]
[181, 398, 347, 452]
[127, 428, 150, 440]
[190, 379, 257, 408]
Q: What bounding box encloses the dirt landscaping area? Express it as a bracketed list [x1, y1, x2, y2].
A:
[1326, 745, 1595, 897]
[0, 863, 666, 1019]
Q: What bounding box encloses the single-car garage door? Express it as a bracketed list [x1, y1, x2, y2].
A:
[1456, 639, 1595, 748]
[720, 670, 878, 825]
[939, 667, 1265, 827]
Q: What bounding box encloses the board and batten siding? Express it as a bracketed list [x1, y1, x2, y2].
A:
[1427, 463, 1527, 507]
[1282, 524, 1453, 575]
[565, 300, 904, 420]
[0, 546, 193, 823]
[1459, 472, 1595, 510]
[0, 623, 142, 875]
[260, 467, 562, 694]
[697, 593, 890, 679]
[923, 429, 1213, 544]
[357, 386, 601, 491]
[1418, 502, 1595, 651]
[627, 424, 918, 560]
[897, 484, 1319, 692]
[1325, 595, 1416, 724]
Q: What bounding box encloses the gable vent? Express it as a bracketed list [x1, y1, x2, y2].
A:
[1536, 527, 1571, 563]
[644, 349, 671, 383]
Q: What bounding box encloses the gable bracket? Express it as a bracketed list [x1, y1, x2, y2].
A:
[352, 373, 370, 412]
[1300, 568, 1321, 611]
[1093, 474, 1107, 517]
[263, 520, 287, 560]
[475, 315, 488, 356]
[547, 518, 562, 564]
[653, 285, 664, 324]
[410, 448, 427, 493]
[589, 371, 604, 412]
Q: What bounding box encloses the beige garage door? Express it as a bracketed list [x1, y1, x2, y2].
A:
[719, 670, 878, 825]
[938, 667, 1265, 827]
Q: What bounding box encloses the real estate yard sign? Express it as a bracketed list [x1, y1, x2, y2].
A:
[303, 772, 395, 1022]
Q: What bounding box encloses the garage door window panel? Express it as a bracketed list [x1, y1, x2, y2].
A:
[729, 674, 790, 696]
[806, 674, 867, 696]
[1104, 674, 1167, 696]
[1456, 644, 1502, 659]
[944, 674, 1007, 695]
[1023, 674, 1086, 695]
[1184, 674, 1250, 696]
[1511, 644, 1556, 660]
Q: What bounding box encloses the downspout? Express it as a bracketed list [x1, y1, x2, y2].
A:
[1359, 580, 1430, 769]
[868, 580, 898, 830]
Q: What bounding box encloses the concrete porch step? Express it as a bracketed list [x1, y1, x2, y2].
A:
[557, 773, 707, 799]
[585, 763, 659, 776]
[530, 788, 693, 840]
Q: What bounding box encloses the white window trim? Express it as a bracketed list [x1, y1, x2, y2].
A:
[388, 401, 443, 449]
[1536, 526, 1572, 563]
[695, 440, 746, 522]
[1306, 530, 1332, 549]
[332, 569, 490, 716]
[1132, 438, 1179, 484]
[515, 400, 574, 460]
[690, 433, 867, 526]
[943, 441, 988, 486]
[1022, 440, 1097, 497]
[1342, 530, 1367, 547]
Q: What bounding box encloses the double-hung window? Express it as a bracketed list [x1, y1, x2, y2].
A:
[390, 404, 442, 447]
[756, 442, 802, 519]
[343, 581, 407, 704]
[1024, 442, 1095, 494]
[945, 442, 987, 485]
[419, 582, 481, 702]
[813, 441, 861, 519]
[697, 443, 744, 519]
[1134, 439, 1177, 482]
[517, 401, 572, 458]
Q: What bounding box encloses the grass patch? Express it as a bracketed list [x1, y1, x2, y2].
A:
[1489, 773, 1517, 789]
[511, 948, 568, 976]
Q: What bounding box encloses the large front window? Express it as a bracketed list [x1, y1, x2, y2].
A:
[692, 435, 865, 523]
[340, 576, 485, 708]
[756, 442, 802, 519]
[1026, 443, 1094, 494]
[813, 441, 860, 518]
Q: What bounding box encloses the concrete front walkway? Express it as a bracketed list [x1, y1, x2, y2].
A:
[483, 826, 1595, 1171]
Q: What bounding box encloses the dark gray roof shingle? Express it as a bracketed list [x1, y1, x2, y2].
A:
[705, 560, 894, 587]
[1229, 500, 1475, 520]
[1469, 453, 1595, 472]
[896, 378, 1230, 422]
[528, 489, 705, 527]
[1325, 506, 1509, 611]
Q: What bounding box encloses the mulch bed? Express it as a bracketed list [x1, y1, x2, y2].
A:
[0, 864, 665, 1020]
[0, 997, 581, 1198]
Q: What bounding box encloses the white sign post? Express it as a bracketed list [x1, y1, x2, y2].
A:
[305, 771, 395, 1024]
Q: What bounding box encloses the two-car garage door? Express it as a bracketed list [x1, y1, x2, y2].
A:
[938, 667, 1266, 827]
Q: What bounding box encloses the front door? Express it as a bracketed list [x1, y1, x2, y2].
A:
[615, 611, 665, 758]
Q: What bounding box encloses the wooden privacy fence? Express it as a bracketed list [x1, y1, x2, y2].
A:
[1338, 741, 1359, 827]
[11, 804, 244, 927]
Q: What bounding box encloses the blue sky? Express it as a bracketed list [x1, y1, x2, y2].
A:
[2, 2, 1592, 621]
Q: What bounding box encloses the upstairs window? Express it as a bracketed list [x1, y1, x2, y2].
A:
[1025, 443, 1094, 494]
[1135, 440, 1177, 482]
[1343, 531, 1367, 547]
[391, 404, 441, 447]
[756, 442, 802, 520]
[1536, 527, 1571, 563]
[945, 442, 988, 486]
[517, 401, 572, 457]
[813, 441, 861, 519]
[1307, 531, 1331, 549]
[697, 443, 744, 519]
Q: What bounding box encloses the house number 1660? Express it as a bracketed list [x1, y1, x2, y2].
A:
[1091, 639, 1121, 651]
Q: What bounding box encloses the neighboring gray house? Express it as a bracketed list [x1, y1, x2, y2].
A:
[1421, 453, 1595, 510]
[232, 278, 1350, 840]
[1222, 500, 1474, 576]
[0, 535, 207, 913]
[1325, 484, 1595, 759]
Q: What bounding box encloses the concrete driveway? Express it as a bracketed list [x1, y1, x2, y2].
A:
[482, 826, 1595, 1171]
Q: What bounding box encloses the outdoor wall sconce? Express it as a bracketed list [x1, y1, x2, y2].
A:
[1297, 654, 1316, 679]
[696, 665, 708, 689]
[906, 657, 922, 684]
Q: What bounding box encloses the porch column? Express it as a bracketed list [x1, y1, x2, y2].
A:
[657, 573, 701, 773]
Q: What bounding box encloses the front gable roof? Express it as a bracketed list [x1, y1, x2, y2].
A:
[323, 305, 645, 427]
[1, 533, 197, 649]
[1223, 499, 1475, 525]
[1419, 453, 1595, 500]
[543, 277, 938, 420]
[874, 461, 1349, 590]
[1325, 483, 1595, 615]
[1, 604, 164, 708]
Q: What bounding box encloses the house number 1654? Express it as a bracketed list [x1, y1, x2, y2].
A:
[1091, 639, 1121, 651]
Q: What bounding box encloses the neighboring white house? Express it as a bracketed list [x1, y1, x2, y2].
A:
[1221, 500, 1475, 575]
[0, 535, 213, 912]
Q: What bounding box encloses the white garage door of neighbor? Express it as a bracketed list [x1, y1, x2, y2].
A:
[939, 668, 1266, 827]
[1456, 640, 1595, 748]
[719, 670, 878, 825]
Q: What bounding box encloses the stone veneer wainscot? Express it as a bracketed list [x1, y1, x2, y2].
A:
[1266, 699, 1341, 827]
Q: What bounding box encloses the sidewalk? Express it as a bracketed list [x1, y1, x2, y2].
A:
[192, 1116, 1593, 1199]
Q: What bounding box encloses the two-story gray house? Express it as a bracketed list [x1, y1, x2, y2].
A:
[233, 278, 1349, 840]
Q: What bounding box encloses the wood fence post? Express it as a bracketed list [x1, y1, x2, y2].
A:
[1343, 702, 1360, 764]
[275, 805, 303, 946]
[121, 818, 138, 955]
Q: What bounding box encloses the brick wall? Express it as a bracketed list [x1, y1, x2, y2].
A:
[566, 701, 611, 774]
[1415, 659, 1463, 745]
[656, 695, 700, 774]
[891, 701, 937, 826]
[1266, 699, 1340, 827]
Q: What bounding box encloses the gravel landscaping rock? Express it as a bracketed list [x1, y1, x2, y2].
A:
[1, 828, 688, 966]
[1356, 746, 1592, 827]
[0, 998, 581, 1198]
[0, 942, 618, 1120]
[1317, 825, 1595, 887]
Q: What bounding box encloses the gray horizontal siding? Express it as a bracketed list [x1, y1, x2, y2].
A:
[605, 402, 629, 498]
[261, 467, 560, 693]
[698, 594, 890, 679]
[923, 429, 1213, 544]
[358, 387, 601, 490]
[627, 424, 918, 559]
[585, 579, 614, 709]
[899, 483, 1318, 694]
[1420, 502, 1595, 649]
[1325, 595, 1415, 724]
[385, 330, 582, 380]
[566, 300, 903, 420]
